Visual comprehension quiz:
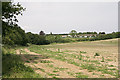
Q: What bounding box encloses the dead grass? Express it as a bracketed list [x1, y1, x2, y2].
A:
[17, 38, 118, 78]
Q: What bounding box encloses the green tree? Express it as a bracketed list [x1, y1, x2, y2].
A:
[50, 32, 53, 35]
[99, 32, 105, 34]
[2, 2, 28, 46]
[69, 30, 77, 38]
[2, 2, 25, 26]
[2, 22, 28, 46]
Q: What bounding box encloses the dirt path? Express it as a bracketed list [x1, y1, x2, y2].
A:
[16, 48, 114, 78]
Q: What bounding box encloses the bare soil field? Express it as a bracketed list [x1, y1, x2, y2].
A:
[17, 38, 118, 78]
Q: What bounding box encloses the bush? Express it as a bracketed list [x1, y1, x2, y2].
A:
[2, 22, 28, 46]
[77, 38, 89, 41]
[2, 47, 41, 78]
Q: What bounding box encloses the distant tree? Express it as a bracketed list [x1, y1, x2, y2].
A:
[86, 32, 91, 34]
[50, 32, 53, 35]
[93, 32, 97, 34]
[46, 35, 56, 43]
[99, 32, 105, 34]
[39, 31, 45, 35]
[69, 30, 77, 38]
[26, 32, 49, 45]
[83, 32, 87, 34]
[78, 32, 82, 35]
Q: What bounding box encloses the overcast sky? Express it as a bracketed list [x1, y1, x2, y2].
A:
[17, 2, 118, 34]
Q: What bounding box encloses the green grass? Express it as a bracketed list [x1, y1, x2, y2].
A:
[92, 73, 98, 75]
[40, 60, 52, 63]
[3, 39, 119, 78]
[101, 56, 105, 62]
[47, 64, 54, 68]
[78, 54, 82, 60]
[53, 70, 59, 73]
[28, 39, 118, 78]
[25, 61, 30, 63]
[81, 64, 96, 71]
[80, 51, 86, 54]
[21, 50, 28, 54]
[67, 72, 74, 76]
[106, 59, 113, 61]
[48, 73, 58, 76]
[75, 72, 88, 78]
[55, 67, 68, 71]
[2, 46, 42, 78]
[109, 65, 114, 67]
[90, 60, 100, 64]
[38, 68, 45, 72]
[29, 45, 118, 77]
[34, 61, 38, 64]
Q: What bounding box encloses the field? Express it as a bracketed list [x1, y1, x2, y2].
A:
[4, 38, 118, 78]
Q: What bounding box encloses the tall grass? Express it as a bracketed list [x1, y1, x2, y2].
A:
[2, 46, 41, 78]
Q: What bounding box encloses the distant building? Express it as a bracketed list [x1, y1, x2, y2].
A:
[46, 33, 99, 38]
[61, 35, 68, 38]
[61, 34, 97, 38]
[78, 34, 97, 38]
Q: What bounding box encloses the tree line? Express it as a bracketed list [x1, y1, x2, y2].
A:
[2, 2, 120, 46]
[77, 32, 120, 41]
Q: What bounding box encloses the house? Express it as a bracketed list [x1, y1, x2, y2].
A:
[78, 34, 97, 38]
[61, 35, 68, 38]
[60, 34, 97, 38]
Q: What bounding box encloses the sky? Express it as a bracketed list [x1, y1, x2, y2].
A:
[17, 1, 118, 34]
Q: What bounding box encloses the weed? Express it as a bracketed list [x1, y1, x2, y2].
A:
[109, 65, 114, 67]
[40, 60, 52, 63]
[25, 61, 30, 63]
[34, 61, 38, 64]
[100, 74, 104, 77]
[88, 70, 92, 72]
[81, 64, 96, 71]
[52, 76, 60, 79]
[109, 68, 116, 70]
[48, 73, 57, 76]
[67, 72, 74, 76]
[55, 67, 68, 71]
[86, 56, 90, 58]
[53, 70, 59, 73]
[92, 73, 97, 75]
[58, 48, 60, 52]
[90, 60, 100, 64]
[76, 72, 88, 78]
[47, 64, 54, 68]
[29, 59, 32, 60]
[34, 57, 39, 59]
[78, 54, 82, 60]
[80, 51, 86, 54]
[38, 68, 45, 72]
[94, 53, 100, 56]
[101, 56, 104, 62]
[106, 59, 113, 61]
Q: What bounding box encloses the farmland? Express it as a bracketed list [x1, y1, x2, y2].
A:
[12, 38, 118, 78]
[2, 1, 119, 79]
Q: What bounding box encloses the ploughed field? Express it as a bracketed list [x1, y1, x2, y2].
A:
[18, 38, 118, 78]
